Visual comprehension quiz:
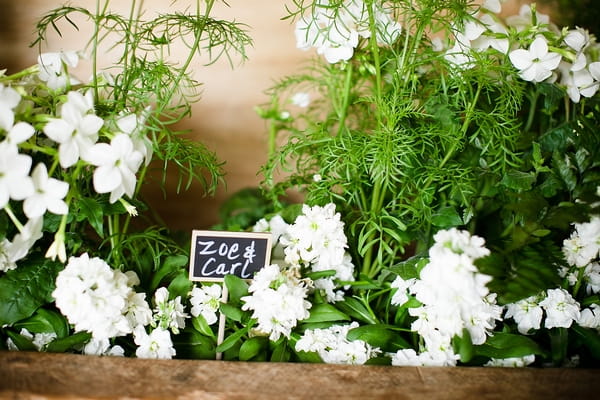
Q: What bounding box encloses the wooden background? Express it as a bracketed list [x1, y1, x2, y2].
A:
[0, 0, 540, 233]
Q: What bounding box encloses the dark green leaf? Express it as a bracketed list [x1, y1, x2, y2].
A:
[431, 206, 463, 228]
[191, 314, 215, 338]
[347, 324, 409, 350]
[76, 197, 104, 237]
[0, 258, 63, 325]
[150, 255, 188, 291]
[14, 308, 69, 338]
[474, 332, 545, 359]
[166, 272, 192, 300]
[5, 330, 37, 351]
[239, 336, 268, 361]
[224, 274, 249, 304]
[336, 297, 378, 324]
[573, 325, 600, 360]
[302, 303, 350, 324]
[216, 325, 250, 353]
[173, 329, 216, 359]
[46, 331, 92, 353]
[219, 303, 244, 322]
[500, 171, 536, 192]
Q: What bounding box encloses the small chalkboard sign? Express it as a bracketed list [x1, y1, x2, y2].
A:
[189, 230, 272, 282]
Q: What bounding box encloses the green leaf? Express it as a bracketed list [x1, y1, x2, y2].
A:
[572, 325, 600, 360]
[456, 329, 474, 363]
[500, 171, 536, 191]
[76, 197, 104, 237]
[166, 272, 192, 301]
[191, 314, 215, 338]
[224, 274, 249, 304]
[239, 336, 268, 361]
[219, 303, 244, 322]
[302, 303, 350, 324]
[270, 339, 291, 362]
[0, 258, 63, 325]
[431, 206, 463, 228]
[474, 332, 545, 359]
[173, 329, 216, 359]
[216, 325, 251, 353]
[347, 324, 409, 350]
[14, 308, 69, 338]
[5, 330, 37, 351]
[305, 269, 337, 281]
[46, 331, 92, 353]
[150, 255, 188, 291]
[336, 297, 378, 325]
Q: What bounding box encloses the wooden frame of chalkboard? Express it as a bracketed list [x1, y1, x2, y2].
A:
[189, 230, 273, 282]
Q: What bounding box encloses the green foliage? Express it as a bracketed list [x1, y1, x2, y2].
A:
[0, 257, 63, 325]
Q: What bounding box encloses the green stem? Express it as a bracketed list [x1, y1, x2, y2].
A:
[3, 205, 24, 232]
[335, 62, 354, 136]
[360, 0, 387, 279]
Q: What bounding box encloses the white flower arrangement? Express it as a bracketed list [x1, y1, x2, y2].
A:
[2, 0, 600, 369]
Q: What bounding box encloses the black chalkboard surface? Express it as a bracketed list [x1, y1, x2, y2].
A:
[189, 230, 273, 281]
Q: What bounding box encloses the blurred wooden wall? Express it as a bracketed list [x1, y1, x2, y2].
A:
[0, 0, 541, 233]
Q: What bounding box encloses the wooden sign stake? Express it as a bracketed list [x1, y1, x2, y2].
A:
[215, 285, 228, 360]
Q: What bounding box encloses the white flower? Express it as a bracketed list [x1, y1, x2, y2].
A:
[485, 354, 535, 367]
[37, 51, 79, 91]
[0, 239, 17, 272]
[241, 263, 311, 341]
[253, 214, 290, 263]
[291, 92, 311, 108]
[583, 263, 600, 294]
[563, 216, 600, 268]
[84, 134, 144, 203]
[295, 0, 401, 64]
[52, 253, 137, 340]
[505, 295, 543, 334]
[124, 291, 153, 329]
[83, 337, 125, 357]
[9, 328, 57, 352]
[390, 276, 415, 306]
[133, 326, 176, 359]
[152, 287, 188, 334]
[0, 142, 34, 208]
[482, 0, 504, 13]
[1, 217, 43, 271]
[23, 163, 69, 218]
[578, 304, 600, 329]
[115, 110, 153, 166]
[189, 284, 222, 325]
[295, 322, 380, 365]
[281, 203, 355, 302]
[43, 90, 103, 168]
[509, 36, 562, 83]
[505, 5, 551, 32]
[408, 229, 500, 346]
[539, 288, 580, 329]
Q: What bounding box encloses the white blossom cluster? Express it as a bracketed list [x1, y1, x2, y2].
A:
[504, 289, 582, 334]
[241, 264, 311, 341]
[295, 321, 381, 364]
[50, 253, 199, 359]
[504, 216, 600, 334]
[295, 0, 401, 63]
[52, 253, 153, 349]
[562, 216, 600, 294]
[443, 3, 600, 103]
[280, 203, 355, 302]
[189, 283, 222, 325]
[6, 328, 57, 352]
[389, 228, 503, 366]
[0, 52, 152, 264]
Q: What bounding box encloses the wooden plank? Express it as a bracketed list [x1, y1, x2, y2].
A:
[0, 351, 596, 400]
